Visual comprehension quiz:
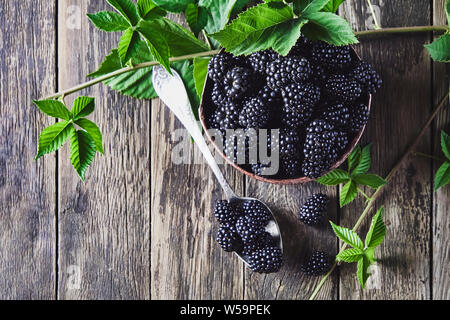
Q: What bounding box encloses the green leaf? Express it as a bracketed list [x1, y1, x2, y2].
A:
[340, 179, 358, 207]
[198, 0, 214, 8]
[210, 2, 296, 54]
[336, 248, 364, 262]
[106, 0, 140, 26]
[352, 144, 371, 175]
[203, 0, 238, 49]
[231, 0, 252, 16]
[365, 207, 386, 248]
[186, 3, 207, 37]
[70, 130, 97, 181]
[357, 255, 371, 289]
[118, 28, 141, 65]
[71, 96, 95, 121]
[137, 0, 167, 20]
[136, 21, 171, 72]
[87, 11, 130, 32]
[425, 34, 450, 63]
[302, 11, 358, 46]
[364, 247, 376, 263]
[152, 0, 194, 13]
[317, 169, 350, 185]
[435, 162, 450, 190]
[33, 100, 71, 120]
[301, 0, 331, 16]
[322, 0, 346, 13]
[173, 60, 200, 120]
[348, 145, 361, 173]
[193, 57, 211, 98]
[75, 118, 104, 155]
[353, 174, 386, 189]
[447, 0, 450, 25]
[36, 121, 74, 159]
[441, 131, 450, 160]
[330, 221, 364, 250]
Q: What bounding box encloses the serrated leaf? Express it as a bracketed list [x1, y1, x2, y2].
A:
[199, 0, 214, 8]
[87, 11, 130, 32]
[75, 119, 104, 154]
[301, 0, 331, 16]
[106, 0, 140, 26]
[357, 255, 371, 289]
[352, 144, 371, 175]
[322, 0, 346, 13]
[353, 174, 386, 189]
[348, 145, 361, 172]
[302, 11, 358, 46]
[435, 162, 450, 190]
[441, 131, 450, 160]
[336, 248, 364, 262]
[118, 28, 141, 65]
[330, 221, 364, 250]
[173, 60, 200, 120]
[425, 34, 450, 63]
[136, 22, 171, 72]
[364, 247, 376, 263]
[186, 3, 207, 37]
[317, 169, 350, 185]
[365, 207, 386, 248]
[210, 2, 295, 54]
[231, 0, 252, 16]
[203, 0, 238, 49]
[33, 100, 71, 120]
[340, 179, 358, 207]
[71, 96, 95, 121]
[193, 57, 211, 98]
[137, 0, 167, 20]
[152, 0, 194, 13]
[70, 130, 97, 181]
[36, 121, 74, 159]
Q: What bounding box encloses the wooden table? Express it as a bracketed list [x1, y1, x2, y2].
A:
[0, 0, 448, 300]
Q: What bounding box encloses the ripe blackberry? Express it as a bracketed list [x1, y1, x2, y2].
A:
[325, 74, 362, 103]
[281, 156, 302, 178]
[239, 97, 270, 129]
[311, 41, 352, 71]
[301, 251, 331, 276]
[349, 104, 370, 132]
[351, 61, 382, 94]
[281, 103, 313, 129]
[224, 129, 254, 164]
[224, 67, 253, 100]
[282, 82, 321, 108]
[266, 57, 312, 91]
[242, 200, 272, 225]
[249, 246, 283, 273]
[320, 103, 350, 128]
[310, 64, 328, 86]
[241, 232, 275, 256]
[236, 215, 264, 243]
[257, 85, 283, 107]
[248, 49, 279, 74]
[290, 35, 313, 57]
[208, 52, 233, 83]
[251, 162, 275, 177]
[212, 102, 241, 130]
[216, 222, 243, 252]
[214, 200, 240, 224]
[279, 128, 302, 158]
[298, 194, 329, 225]
[335, 131, 349, 152]
[211, 83, 229, 106]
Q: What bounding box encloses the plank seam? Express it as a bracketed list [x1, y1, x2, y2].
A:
[54, 0, 60, 301]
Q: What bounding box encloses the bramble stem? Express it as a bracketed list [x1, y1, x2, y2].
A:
[309, 92, 450, 300]
[355, 25, 448, 37]
[366, 0, 381, 29]
[358, 187, 372, 201]
[413, 152, 447, 163]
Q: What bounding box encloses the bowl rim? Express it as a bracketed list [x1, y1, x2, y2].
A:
[199, 47, 371, 185]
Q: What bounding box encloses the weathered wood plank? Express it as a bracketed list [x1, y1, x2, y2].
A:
[340, 0, 432, 299]
[57, 0, 150, 299]
[432, 0, 450, 301]
[0, 0, 56, 299]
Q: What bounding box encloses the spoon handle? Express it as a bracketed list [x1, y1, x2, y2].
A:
[152, 66, 236, 200]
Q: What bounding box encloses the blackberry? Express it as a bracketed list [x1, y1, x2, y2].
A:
[279, 128, 302, 158]
[325, 74, 362, 103]
[281, 103, 313, 129]
[311, 41, 352, 71]
[349, 104, 370, 132]
[249, 246, 283, 273]
[310, 64, 328, 86]
[248, 49, 279, 74]
[236, 215, 265, 243]
[251, 162, 275, 177]
[241, 232, 275, 256]
[335, 131, 349, 152]
[351, 61, 382, 94]
[239, 97, 270, 129]
[266, 57, 312, 91]
[224, 129, 254, 164]
[242, 200, 272, 225]
[224, 67, 253, 100]
[257, 85, 283, 107]
[212, 102, 241, 130]
[216, 222, 243, 252]
[214, 200, 240, 224]
[298, 194, 329, 225]
[282, 82, 321, 108]
[301, 251, 331, 276]
[281, 156, 302, 178]
[211, 83, 229, 106]
[320, 103, 350, 128]
[290, 35, 313, 57]
[208, 52, 233, 83]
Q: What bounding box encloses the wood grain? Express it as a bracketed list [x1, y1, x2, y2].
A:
[57, 0, 150, 299]
[339, 0, 432, 299]
[432, 0, 450, 300]
[0, 0, 56, 299]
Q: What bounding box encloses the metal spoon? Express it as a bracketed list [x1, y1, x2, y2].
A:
[152, 66, 283, 265]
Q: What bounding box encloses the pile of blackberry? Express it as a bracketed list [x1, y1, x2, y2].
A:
[206, 37, 381, 179]
[213, 199, 283, 273]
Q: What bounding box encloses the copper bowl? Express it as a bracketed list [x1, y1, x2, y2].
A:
[199, 48, 371, 185]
